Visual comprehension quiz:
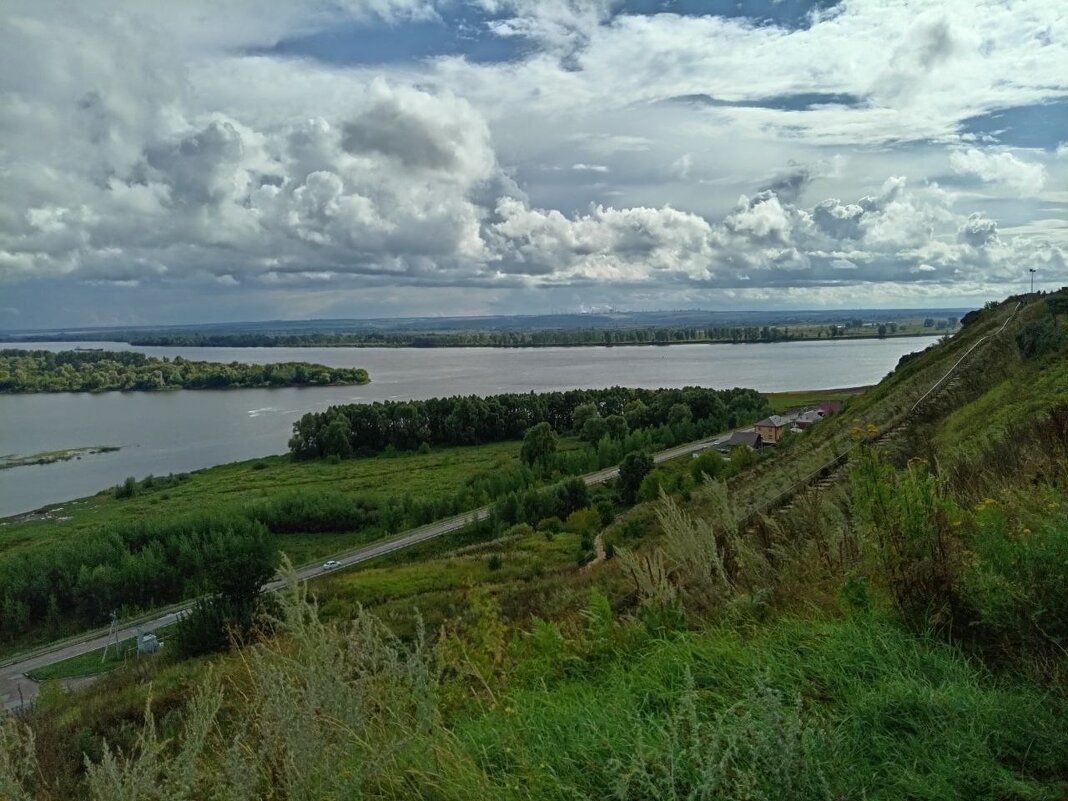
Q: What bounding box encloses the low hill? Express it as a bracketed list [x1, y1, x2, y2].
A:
[3, 290, 1067, 801]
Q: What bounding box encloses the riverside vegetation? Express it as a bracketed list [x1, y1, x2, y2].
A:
[2, 290, 1067, 800]
[0, 350, 369, 393]
[0, 385, 767, 654]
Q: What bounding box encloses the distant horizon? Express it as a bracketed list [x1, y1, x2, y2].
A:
[0, 305, 973, 337]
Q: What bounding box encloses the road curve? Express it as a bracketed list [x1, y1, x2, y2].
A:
[1, 436, 715, 711]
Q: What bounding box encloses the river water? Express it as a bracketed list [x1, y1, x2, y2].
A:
[0, 337, 936, 517]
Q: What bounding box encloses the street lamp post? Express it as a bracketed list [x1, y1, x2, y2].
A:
[1029, 268, 1037, 294]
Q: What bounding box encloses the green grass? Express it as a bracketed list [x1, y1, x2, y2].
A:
[764, 387, 869, 413]
[451, 614, 1068, 801]
[28, 640, 138, 682]
[27, 624, 178, 682]
[0, 439, 531, 565]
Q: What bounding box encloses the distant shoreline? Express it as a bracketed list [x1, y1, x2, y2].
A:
[0, 331, 944, 350]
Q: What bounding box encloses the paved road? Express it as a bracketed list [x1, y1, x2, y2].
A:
[1, 437, 714, 711]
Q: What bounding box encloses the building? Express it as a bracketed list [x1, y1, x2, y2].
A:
[714, 430, 764, 452]
[754, 415, 791, 443]
[794, 409, 825, 430]
[818, 401, 844, 416]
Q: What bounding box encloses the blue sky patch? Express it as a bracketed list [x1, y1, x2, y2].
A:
[959, 101, 1068, 150]
[669, 92, 865, 110]
[256, 7, 527, 66]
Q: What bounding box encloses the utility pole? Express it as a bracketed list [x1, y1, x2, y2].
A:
[1029, 268, 1037, 294]
[101, 611, 118, 663]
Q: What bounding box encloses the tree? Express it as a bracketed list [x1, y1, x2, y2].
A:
[572, 402, 600, 432]
[667, 403, 692, 426]
[175, 525, 278, 657]
[581, 416, 609, 444]
[605, 414, 629, 440]
[618, 451, 654, 505]
[520, 422, 558, 468]
[623, 400, 649, 430]
[321, 416, 353, 458]
[690, 450, 723, 482]
[730, 445, 756, 470]
[877, 324, 888, 338]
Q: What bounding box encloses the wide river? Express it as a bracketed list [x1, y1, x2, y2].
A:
[0, 337, 936, 517]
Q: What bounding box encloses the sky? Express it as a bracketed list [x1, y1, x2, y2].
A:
[1, 0, 1066, 329]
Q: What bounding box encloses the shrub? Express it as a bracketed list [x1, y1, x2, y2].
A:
[610, 674, 834, 801]
[113, 476, 138, 499]
[850, 452, 958, 630]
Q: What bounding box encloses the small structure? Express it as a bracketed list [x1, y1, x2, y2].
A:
[137, 630, 162, 654]
[714, 430, 763, 452]
[754, 415, 791, 444]
[818, 401, 844, 416]
[794, 409, 825, 430]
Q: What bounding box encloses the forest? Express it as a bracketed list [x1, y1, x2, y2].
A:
[0, 350, 369, 393]
[107, 318, 954, 348]
[288, 385, 769, 458]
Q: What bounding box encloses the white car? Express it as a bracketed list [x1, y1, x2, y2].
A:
[321, 559, 341, 572]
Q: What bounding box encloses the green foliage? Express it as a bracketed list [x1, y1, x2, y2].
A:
[850, 452, 957, 630]
[639, 468, 673, 503]
[618, 451, 654, 504]
[519, 421, 557, 468]
[611, 674, 834, 801]
[0, 514, 275, 641]
[690, 449, 723, 481]
[0, 349, 368, 393]
[961, 498, 1068, 652]
[247, 491, 378, 534]
[580, 415, 609, 444]
[113, 476, 138, 499]
[1016, 316, 1067, 359]
[289, 385, 769, 459]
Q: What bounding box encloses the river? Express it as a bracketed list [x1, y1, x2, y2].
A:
[0, 337, 936, 517]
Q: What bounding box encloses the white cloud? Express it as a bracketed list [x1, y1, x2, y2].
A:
[0, 0, 1066, 324]
[949, 148, 1047, 196]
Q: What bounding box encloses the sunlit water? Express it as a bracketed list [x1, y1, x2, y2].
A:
[0, 337, 936, 516]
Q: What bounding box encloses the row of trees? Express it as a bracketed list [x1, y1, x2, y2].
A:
[116, 323, 915, 348]
[289, 386, 769, 459]
[0, 514, 277, 641]
[0, 350, 369, 393]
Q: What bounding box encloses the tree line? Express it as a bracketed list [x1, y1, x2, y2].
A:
[100, 323, 930, 348]
[288, 386, 768, 459]
[0, 514, 277, 642]
[0, 349, 369, 393]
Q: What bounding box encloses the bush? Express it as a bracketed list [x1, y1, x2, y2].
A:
[249, 491, 378, 534]
[113, 476, 138, 499]
[961, 503, 1068, 652]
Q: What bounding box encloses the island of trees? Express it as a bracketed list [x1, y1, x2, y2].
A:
[0, 349, 369, 393]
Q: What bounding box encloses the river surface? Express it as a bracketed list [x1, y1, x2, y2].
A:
[0, 337, 936, 517]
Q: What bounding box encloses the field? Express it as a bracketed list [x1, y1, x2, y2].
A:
[763, 387, 869, 413]
[0, 440, 533, 566]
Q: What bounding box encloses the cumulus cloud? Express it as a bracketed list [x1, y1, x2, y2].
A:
[0, 0, 1066, 324]
[949, 148, 1047, 196]
[958, 213, 999, 248]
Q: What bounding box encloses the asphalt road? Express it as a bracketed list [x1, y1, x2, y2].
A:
[1, 436, 715, 712]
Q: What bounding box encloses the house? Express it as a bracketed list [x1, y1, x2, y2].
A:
[754, 415, 791, 443]
[818, 400, 844, 416]
[714, 430, 763, 452]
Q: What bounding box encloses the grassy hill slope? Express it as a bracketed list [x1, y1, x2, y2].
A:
[4, 291, 1067, 801]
